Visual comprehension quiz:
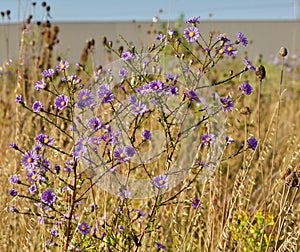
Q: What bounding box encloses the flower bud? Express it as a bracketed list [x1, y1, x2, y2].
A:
[279, 47, 288, 57]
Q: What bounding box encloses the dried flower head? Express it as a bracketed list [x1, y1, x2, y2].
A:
[256, 65, 266, 80]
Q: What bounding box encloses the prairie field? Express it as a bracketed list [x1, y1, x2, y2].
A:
[1, 6, 300, 252]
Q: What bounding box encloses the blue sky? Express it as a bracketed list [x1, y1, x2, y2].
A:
[0, 0, 299, 23]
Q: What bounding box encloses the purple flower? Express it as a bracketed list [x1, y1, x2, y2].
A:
[41, 189, 57, 205]
[168, 86, 179, 96]
[244, 58, 256, 71]
[78, 222, 90, 235]
[29, 184, 37, 194]
[185, 16, 200, 24]
[9, 189, 18, 197]
[142, 130, 152, 140]
[55, 165, 61, 173]
[97, 84, 114, 103]
[40, 158, 51, 171]
[73, 138, 89, 158]
[21, 151, 39, 169]
[10, 174, 19, 184]
[15, 95, 23, 104]
[156, 33, 166, 41]
[54, 94, 68, 110]
[88, 116, 101, 132]
[66, 74, 81, 84]
[220, 97, 234, 112]
[76, 89, 95, 108]
[168, 29, 175, 36]
[35, 134, 54, 146]
[165, 73, 178, 83]
[191, 197, 201, 209]
[224, 44, 238, 56]
[27, 171, 41, 183]
[32, 101, 43, 112]
[9, 142, 18, 150]
[201, 133, 215, 145]
[218, 33, 230, 43]
[114, 146, 135, 163]
[41, 68, 54, 78]
[150, 80, 166, 92]
[237, 32, 248, 46]
[10, 206, 17, 212]
[247, 137, 257, 150]
[130, 100, 148, 115]
[155, 242, 167, 250]
[91, 136, 101, 145]
[119, 188, 131, 200]
[240, 82, 253, 95]
[119, 67, 128, 78]
[56, 60, 69, 71]
[35, 79, 47, 90]
[226, 136, 235, 144]
[136, 83, 152, 95]
[186, 90, 200, 102]
[152, 174, 168, 189]
[184, 26, 200, 42]
[51, 228, 59, 237]
[121, 51, 133, 61]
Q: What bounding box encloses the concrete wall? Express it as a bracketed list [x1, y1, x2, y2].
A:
[0, 20, 299, 65]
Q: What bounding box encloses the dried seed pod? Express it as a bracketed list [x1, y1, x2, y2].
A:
[256, 65, 266, 80]
[240, 106, 252, 115]
[118, 46, 124, 55]
[279, 47, 288, 57]
[102, 36, 107, 46]
[285, 172, 299, 187]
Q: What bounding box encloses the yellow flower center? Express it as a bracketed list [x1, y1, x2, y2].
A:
[120, 153, 126, 159]
[61, 101, 65, 106]
[205, 137, 211, 142]
[189, 31, 195, 37]
[32, 174, 37, 180]
[223, 102, 229, 108]
[227, 46, 233, 52]
[219, 49, 224, 54]
[60, 64, 65, 69]
[81, 225, 86, 230]
[82, 95, 88, 100]
[136, 106, 141, 112]
[159, 179, 164, 185]
[103, 94, 108, 99]
[27, 157, 33, 163]
[44, 138, 49, 144]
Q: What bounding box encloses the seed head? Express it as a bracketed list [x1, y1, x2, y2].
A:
[255, 65, 266, 80]
[279, 47, 288, 57]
